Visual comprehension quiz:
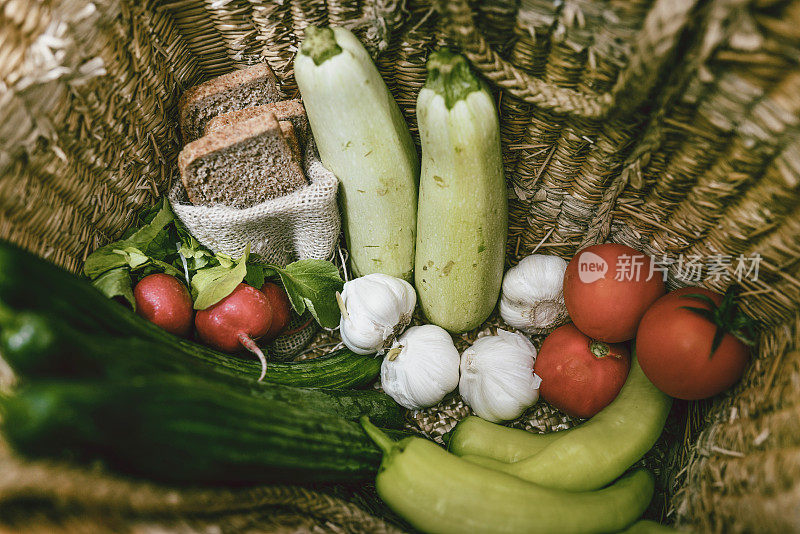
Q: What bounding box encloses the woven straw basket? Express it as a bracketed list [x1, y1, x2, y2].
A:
[2, 0, 800, 532]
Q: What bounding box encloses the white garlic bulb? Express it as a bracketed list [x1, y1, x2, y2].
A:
[459, 329, 541, 422]
[338, 273, 416, 355]
[500, 254, 569, 334]
[381, 325, 460, 410]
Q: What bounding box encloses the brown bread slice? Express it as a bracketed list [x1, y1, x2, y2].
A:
[204, 99, 309, 148]
[279, 121, 303, 164]
[178, 112, 307, 208]
[178, 63, 280, 143]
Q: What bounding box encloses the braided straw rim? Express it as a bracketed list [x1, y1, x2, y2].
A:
[435, 0, 697, 119]
[0, 439, 401, 533]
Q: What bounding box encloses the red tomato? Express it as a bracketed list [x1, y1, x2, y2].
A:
[564, 243, 665, 342]
[534, 324, 630, 418]
[636, 287, 751, 400]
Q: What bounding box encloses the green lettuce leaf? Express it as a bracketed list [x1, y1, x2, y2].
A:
[84, 200, 174, 279]
[92, 268, 135, 309]
[192, 246, 249, 310]
[244, 264, 267, 289]
[113, 247, 150, 269]
[272, 259, 344, 328]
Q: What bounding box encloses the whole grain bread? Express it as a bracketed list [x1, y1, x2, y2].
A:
[178, 112, 307, 208]
[204, 99, 309, 146]
[278, 121, 303, 164]
[178, 63, 280, 143]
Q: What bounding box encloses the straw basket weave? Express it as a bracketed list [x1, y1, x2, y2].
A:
[1, 0, 800, 531]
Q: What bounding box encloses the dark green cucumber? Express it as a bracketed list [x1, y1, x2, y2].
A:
[0, 309, 381, 389]
[0, 242, 379, 388]
[180, 345, 381, 389]
[0, 240, 176, 336]
[2, 377, 389, 485]
[0, 311, 400, 427]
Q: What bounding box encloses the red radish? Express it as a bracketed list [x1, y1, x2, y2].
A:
[260, 282, 292, 340]
[195, 283, 273, 381]
[134, 274, 194, 337]
[534, 324, 630, 418]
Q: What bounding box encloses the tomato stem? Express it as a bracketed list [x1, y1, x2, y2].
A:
[681, 286, 757, 359]
[589, 340, 617, 359]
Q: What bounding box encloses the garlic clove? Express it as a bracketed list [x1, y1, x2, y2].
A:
[339, 273, 416, 354]
[499, 254, 569, 334]
[344, 276, 407, 329]
[459, 329, 540, 422]
[380, 324, 460, 410]
[340, 313, 387, 354]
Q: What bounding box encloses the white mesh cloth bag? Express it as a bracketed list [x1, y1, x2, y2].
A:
[170, 139, 340, 265]
[170, 139, 340, 357]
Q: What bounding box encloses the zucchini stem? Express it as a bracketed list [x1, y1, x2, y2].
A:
[300, 26, 343, 66]
[238, 332, 267, 382]
[424, 48, 481, 109]
[360, 416, 395, 455]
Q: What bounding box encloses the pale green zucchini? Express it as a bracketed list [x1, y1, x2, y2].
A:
[414, 50, 507, 333]
[295, 26, 418, 281]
